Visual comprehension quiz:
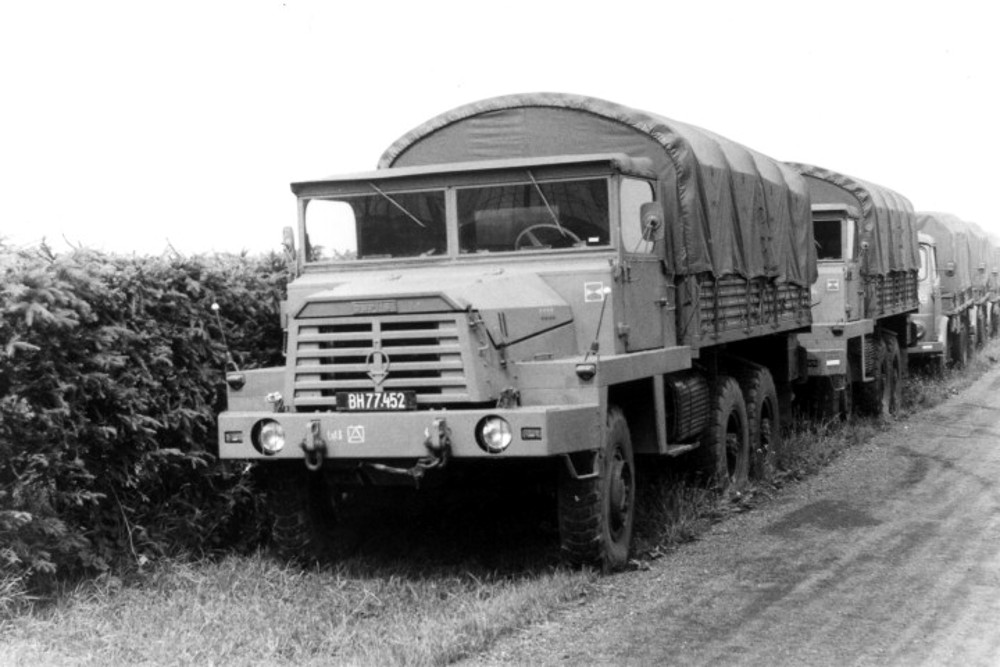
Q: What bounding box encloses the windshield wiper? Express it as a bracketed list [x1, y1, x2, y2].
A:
[526, 170, 564, 231]
[368, 183, 427, 228]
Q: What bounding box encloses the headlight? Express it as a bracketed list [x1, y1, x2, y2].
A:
[476, 416, 512, 453]
[253, 419, 286, 455]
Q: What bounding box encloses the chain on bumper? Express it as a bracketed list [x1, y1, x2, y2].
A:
[299, 417, 453, 485]
[367, 417, 452, 486]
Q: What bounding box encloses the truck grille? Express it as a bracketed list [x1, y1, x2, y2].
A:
[291, 314, 471, 409]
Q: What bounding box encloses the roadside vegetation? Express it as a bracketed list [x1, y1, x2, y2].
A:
[3, 240, 999, 665]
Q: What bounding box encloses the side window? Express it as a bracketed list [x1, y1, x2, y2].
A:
[814, 219, 843, 260]
[304, 199, 358, 261]
[620, 178, 655, 253]
[918, 244, 934, 281]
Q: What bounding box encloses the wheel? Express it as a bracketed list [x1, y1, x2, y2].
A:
[936, 327, 948, 375]
[514, 224, 582, 250]
[949, 317, 968, 368]
[266, 464, 339, 562]
[557, 406, 634, 570]
[695, 376, 749, 492]
[883, 334, 902, 415]
[807, 376, 839, 421]
[858, 336, 889, 416]
[738, 367, 780, 480]
[976, 307, 987, 349]
[839, 360, 854, 420]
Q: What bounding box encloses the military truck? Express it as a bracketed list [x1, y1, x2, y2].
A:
[913, 212, 985, 368]
[964, 221, 997, 349]
[905, 228, 948, 371]
[217, 93, 820, 569]
[786, 164, 919, 417]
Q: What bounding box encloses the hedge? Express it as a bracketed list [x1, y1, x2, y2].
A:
[1, 242, 288, 591]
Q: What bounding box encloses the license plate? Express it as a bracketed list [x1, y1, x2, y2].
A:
[336, 391, 416, 412]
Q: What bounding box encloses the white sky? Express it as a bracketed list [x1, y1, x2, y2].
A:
[2, 0, 997, 254]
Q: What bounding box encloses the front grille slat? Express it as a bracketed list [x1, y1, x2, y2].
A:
[292, 312, 472, 407]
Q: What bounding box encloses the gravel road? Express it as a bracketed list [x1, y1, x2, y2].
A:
[472, 366, 1000, 666]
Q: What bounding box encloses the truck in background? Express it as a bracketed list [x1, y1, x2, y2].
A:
[910, 212, 995, 369]
[965, 220, 998, 349]
[786, 164, 919, 417]
[217, 93, 823, 569]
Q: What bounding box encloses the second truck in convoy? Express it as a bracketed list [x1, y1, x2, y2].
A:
[788, 164, 920, 417]
[217, 94, 939, 568]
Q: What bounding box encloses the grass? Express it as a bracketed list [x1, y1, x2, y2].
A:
[0, 554, 595, 666]
[3, 340, 998, 666]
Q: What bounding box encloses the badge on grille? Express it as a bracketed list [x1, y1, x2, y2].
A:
[366, 349, 391, 387]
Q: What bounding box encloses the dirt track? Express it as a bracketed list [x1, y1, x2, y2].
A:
[472, 366, 1000, 666]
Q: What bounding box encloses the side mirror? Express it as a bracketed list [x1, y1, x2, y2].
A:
[639, 202, 664, 242]
[946, 261, 956, 277]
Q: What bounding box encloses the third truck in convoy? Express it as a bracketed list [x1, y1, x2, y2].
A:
[215, 93, 990, 569]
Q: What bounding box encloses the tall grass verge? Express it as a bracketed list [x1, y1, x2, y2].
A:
[0, 553, 594, 666]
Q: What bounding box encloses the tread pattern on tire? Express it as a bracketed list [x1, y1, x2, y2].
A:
[858, 335, 888, 416]
[558, 406, 633, 570]
[267, 465, 336, 562]
[737, 366, 779, 480]
[694, 376, 748, 492]
[883, 333, 903, 415]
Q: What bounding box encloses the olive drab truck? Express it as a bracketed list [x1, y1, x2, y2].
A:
[785, 164, 920, 418]
[964, 221, 998, 349]
[909, 213, 975, 369]
[217, 93, 818, 569]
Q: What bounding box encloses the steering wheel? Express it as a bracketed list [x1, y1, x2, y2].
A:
[514, 224, 583, 250]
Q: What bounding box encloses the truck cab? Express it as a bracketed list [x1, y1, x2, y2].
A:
[906, 232, 946, 365]
[220, 153, 688, 465]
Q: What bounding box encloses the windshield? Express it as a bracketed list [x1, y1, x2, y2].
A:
[302, 175, 612, 263]
[458, 178, 609, 253]
[304, 189, 446, 261]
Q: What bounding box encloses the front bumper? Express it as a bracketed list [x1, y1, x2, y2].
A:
[906, 340, 945, 357]
[803, 346, 848, 377]
[218, 404, 602, 461]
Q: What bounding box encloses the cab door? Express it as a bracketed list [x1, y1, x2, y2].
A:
[617, 178, 669, 351]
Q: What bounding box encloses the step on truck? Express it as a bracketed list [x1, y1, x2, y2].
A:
[217, 93, 819, 569]
[786, 164, 920, 417]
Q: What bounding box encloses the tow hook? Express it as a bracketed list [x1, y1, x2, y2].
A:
[424, 417, 452, 457]
[366, 418, 452, 487]
[300, 420, 327, 471]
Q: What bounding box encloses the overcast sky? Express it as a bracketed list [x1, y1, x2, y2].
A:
[2, 0, 997, 255]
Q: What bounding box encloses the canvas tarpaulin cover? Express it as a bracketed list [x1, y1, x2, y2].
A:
[379, 93, 816, 287]
[788, 163, 919, 277]
[918, 212, 993, 292]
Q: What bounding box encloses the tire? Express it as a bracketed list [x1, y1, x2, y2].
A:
[558, 406, 635, 570]
[949, 317, 968, 368]
[858, 336, 889, 416]
[695, 376, 749, 492]
[991, 304, 1000, 339]
[839, 360, 854, 420]
[266, 464, 339, 562]
[738, 367, 780, 480]
[883, 334, 903, 415]
[976, 307, 987, 349]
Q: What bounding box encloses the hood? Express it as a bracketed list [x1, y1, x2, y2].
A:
[295, 271, 574, 348]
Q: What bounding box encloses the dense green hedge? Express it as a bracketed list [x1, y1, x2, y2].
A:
[1, 243, 288, 589]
